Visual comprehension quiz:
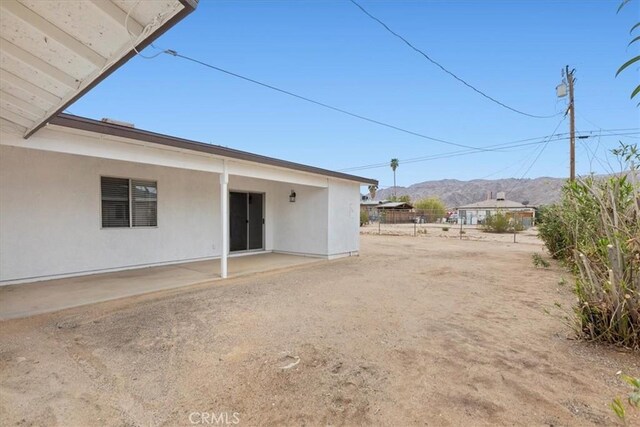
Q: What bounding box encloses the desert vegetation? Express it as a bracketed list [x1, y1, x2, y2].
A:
[538, 144, 640, 350]
[414, 197, 446, 223]
[360, 210, 369, 226]
[481, 212, 524, 233]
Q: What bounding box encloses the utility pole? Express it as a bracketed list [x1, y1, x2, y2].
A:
[566, 66, 576, 182]
[557, 66, 576, 181]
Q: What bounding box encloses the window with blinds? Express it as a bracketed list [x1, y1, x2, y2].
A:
[101, 177, 130, 227]
[101, 177, 157, 228]
[132, 180, 157, 227]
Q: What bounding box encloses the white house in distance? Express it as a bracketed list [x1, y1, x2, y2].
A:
[0, 0, 377, 285]
[456, 192, 536, 227]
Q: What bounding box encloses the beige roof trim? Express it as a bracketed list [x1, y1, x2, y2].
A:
[49, 113, 378, 186]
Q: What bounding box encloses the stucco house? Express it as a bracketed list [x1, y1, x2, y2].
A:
[0, 0, 376, 285]
[456, 192, 535, 227]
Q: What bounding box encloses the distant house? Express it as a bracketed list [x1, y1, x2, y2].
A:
[456, 192, 536, 227]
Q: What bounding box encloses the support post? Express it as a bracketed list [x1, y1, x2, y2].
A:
[220, 161, 229, 278]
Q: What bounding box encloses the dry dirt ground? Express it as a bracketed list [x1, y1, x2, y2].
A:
[1, 233, 639, 426]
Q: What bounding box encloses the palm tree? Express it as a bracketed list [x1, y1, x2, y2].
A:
[390, 158, 399, 197]
[368, 184, 378, 200]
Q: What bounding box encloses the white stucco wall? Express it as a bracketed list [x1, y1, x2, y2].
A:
[0, 145, 220, 283]
[228, 175, 330, 257]
[0, 127, 367, 283]
[327, 179, 361, 257]
[272, 183, 329, 256]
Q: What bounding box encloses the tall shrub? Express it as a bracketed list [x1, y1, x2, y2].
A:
[537, 205, 572, 260]
[540, 144, 640, 349]
[360, 210, 369, 226]
[414, 197, 446, 223]
[481, 212, 524, 233]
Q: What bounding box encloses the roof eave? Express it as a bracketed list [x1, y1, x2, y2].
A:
[47, 113, 378, 186]
[24, 0, 198, 139]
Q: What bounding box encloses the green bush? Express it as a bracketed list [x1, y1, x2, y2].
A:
[481, 212, 523, 233]
[611, 374, 640, 422]
[513, 220, 525, 232]
[537, 205, 572, 260]
[532, 253, 550, 268]
[538, 143, 640, 350]
[360, 210, 369, 226]
[414, 197, 446, 223]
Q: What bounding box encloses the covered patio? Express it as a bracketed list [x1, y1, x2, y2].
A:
[0, 252, 322, 320]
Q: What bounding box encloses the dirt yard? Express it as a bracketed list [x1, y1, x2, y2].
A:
[1, 233, 638, 426]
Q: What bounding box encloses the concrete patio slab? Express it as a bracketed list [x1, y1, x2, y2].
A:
[0, 252, 322, 320]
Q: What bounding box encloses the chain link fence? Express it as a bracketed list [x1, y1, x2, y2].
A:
[360, 208, 538, 244]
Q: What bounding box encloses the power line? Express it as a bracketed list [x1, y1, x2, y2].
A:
[507, 117, 566, 194]
[338, 129, 640, 172]
[577, 112, 640, 143]
[576, 128, 617, 174]
[341, 136, 550, 171]
[163, 49, 486, 151]
[476, 142, 549, 180]
[341, 140, 550, 172]
[158, 49, 636, 159]
[347, 0, 560, 119]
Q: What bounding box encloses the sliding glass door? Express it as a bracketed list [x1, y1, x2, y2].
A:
[229, 192, 264, 252]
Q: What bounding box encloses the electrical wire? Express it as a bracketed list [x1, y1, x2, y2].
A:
[576, 128, 616, 174]
[148, 49, 638, 173]
[347, 0, 561, 119]
[577, 112, 640, 143]
[338, 129, 640, 172]
[365, 118, 566, 192]
[574, 114, 639, 171]
[162, 49, 486, 151]
[476, 142, 549, 180]
[153, 48, 637, 158]
[124, 1, 175, 59]
[506, 117, 566, 194]
[341, 141, 549, 172]
[340, 136, 553, 172]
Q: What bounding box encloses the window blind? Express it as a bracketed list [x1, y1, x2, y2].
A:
[101, 177, 157, 228]
[131, 180, 157, 227]
[101, 177, 130, 228]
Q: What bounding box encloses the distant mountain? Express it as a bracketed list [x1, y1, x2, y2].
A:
[374, 177, 567, 208]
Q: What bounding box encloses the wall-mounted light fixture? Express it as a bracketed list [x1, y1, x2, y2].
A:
[289, 190, 296, 203]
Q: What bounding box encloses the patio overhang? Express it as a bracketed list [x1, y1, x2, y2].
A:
[0, 0, 198, 138]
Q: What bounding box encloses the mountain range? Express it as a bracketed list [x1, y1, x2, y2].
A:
[373, 177, 568, 208]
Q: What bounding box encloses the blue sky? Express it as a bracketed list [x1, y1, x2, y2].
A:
[70, 0, 639, 188]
